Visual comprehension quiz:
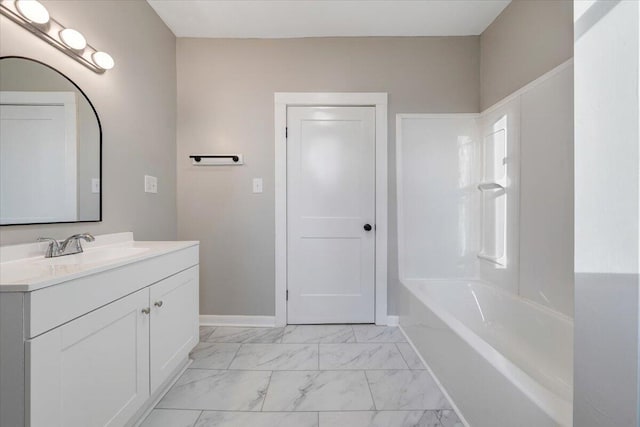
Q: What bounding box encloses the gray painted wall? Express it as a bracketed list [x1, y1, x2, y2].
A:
[176, 37, 480, 316]
[0, 0, 177, 244]
[480, 0, 573, 109]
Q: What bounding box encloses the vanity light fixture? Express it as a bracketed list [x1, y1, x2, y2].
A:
[59, 28, 87, 50]
[15, 0, 48, 24]
[0, 0, 115, 73]
[92, 51, 114, 70]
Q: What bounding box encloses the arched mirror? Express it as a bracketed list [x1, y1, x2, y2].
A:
[0, 56, 101, 225]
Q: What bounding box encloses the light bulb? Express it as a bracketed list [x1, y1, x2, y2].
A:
[15, 0, 50, 24]
[92, 51, 114, 70]
[59, 28, 87, 50]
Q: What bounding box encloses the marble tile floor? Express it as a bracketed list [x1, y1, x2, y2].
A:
[141, 325, 464, 427]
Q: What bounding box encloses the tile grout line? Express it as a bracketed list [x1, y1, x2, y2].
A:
[158, 407, 454, 413]
[189, 367, 433, 372]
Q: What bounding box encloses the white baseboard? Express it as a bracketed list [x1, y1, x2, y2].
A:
[200, 314, 397, 328]
[386, 315, 399, 326]
[200, 315, 276, 327]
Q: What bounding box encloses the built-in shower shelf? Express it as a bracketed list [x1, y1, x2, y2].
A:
[477, 252, 506, 266]
[477, 181, 505, 191]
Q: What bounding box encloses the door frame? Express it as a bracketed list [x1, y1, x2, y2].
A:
[274, 92, 388, 327]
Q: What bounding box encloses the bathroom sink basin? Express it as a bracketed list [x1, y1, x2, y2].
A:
[33, 246, 149, 266]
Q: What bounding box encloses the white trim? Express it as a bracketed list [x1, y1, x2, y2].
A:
[395, 115, 406, 281]
[398, 325, 471, 427]
[274, 92, 388, 106]
[274, 92, 388, 327]
[199, 315, 276, 328]
[386, 315, 399, 327]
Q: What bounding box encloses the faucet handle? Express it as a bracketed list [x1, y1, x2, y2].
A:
[60, 233, 95, 252]
[37, 237, 60, 258]
[37, 237, 59, 245]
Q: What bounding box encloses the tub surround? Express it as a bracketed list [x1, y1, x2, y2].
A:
[397, 61, 573, 318]
[0, 232, 200, 427]
[396, 60, 574, 426]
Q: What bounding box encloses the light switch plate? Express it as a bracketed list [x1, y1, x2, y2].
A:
[252, 178, 263, 193]
[91, 178, 100, 194]
[144, 175, 158, 194]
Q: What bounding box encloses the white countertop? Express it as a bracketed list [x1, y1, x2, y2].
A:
[0, 233, 199, 292]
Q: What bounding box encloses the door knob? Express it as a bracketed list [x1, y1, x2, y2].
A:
[141, 307, 151, 315]
[154, 301, 163, 308]
[364, 224, 372, 231]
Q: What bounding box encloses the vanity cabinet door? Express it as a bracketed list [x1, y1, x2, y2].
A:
[149, 266, 199, 392]
[26, 288, 150, 427]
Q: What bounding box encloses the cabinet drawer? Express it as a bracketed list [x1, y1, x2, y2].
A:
[150, 266, 199, 392]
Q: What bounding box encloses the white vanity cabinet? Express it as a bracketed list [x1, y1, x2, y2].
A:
[27, 266, 199, 427]
[0, 235, 199, 427]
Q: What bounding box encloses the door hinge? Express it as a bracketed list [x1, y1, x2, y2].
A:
[285, 127, 288, 138]
[286, 290, 289, 300]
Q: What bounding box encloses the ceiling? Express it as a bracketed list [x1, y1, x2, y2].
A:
[147, 1, 511, 39]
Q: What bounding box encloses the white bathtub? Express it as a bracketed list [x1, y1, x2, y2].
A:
[399, 279, 573, 427]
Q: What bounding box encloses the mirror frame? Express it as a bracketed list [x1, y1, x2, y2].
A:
[0, 56, 102, 226]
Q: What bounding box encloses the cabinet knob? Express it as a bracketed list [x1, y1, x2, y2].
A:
[141, 307, 151, 315]
[154, 301, 163, 308]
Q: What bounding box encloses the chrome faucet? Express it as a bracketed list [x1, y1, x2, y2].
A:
[37, 233, 95, 258]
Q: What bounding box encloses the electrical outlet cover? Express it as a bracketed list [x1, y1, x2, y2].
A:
[144, 175, 158, 194]
[252, 178, 263, 193]
[91, 178, 100, 194]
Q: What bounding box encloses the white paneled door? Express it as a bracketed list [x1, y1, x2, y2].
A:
[287, 106, 376, 324]
[0, 92, 78, 224]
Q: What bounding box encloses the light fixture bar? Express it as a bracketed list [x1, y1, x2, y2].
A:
[0, 0, 111, 73]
